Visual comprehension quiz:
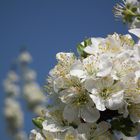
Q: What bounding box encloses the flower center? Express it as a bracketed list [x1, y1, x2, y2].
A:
[100, 88, 111, 99]
[73, 94, 88, 106]
[65, 134, 75, 140]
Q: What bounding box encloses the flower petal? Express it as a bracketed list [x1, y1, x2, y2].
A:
[42, 120, 68, 133]
[63, 104, 79, 122]
[84, 46, 95, 54]
[129, 28, 140, 38]
[70, 60, 85, 78]
[90, 94, 106, 111]
[80, 105, 100, 123]
[84, 78, 99, 93]
[105, 90, 124, 110]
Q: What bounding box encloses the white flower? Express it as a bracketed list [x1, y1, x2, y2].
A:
[84, 33, 124, 56]
[80, 105, 100, 123]
[42, 120, 69, 133]
[3, 82, 20, 97]
[3, 70, 20, 97]
[83, 54, 112, 77]
[4, 98, 23, 129]
[85, 77, 124, 111]
[18, 51, 32, 63]
[30, 32, 140, 139]
[42, 120, 75, 140]
[53, 77, 68, 92]
[63, 103, 100, 123]
[56, 75, 100, 123]
[63, 104, 79, 123]
[82, 55, 98, 76]
[114, 0, 140, 28]
[70, 60, 86, 79]
[22, 69, 37, 82]
[70, 55, 112, 79]
[36, 133, 45, 140]
[103, 33, 122, 54]
[29, 129, 37, 140]
[84, 37, 105, 55]
[64, 128, 79, 140]
[23, 82, 45, 105]
[56, 52, 75, 63]
[42, 131, 55, 140]
[49, 53, 75, 79]
[112, 53, 138, 80]
[7, 71, 19, 82]
[29, 129, 45, 140]
[14, 131, 27, 140]
[64, 127, 86, 140]
[78, 121, 112, 140]
[123, 72, 140, 104]
[96, 54, 112, 77]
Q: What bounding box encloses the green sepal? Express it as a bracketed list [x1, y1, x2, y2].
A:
[32, 117, 45, 129]
[77, 44, 87, 58]
[77, 38, 92, 58]
[84, 38, 92, 46]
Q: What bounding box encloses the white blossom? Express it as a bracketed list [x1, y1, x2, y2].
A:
[85, 76, 124, 111]
[18, 51, 32, 63]
[30, 33, 140, 139]
[29, 129, 45, 140]
[23, 82, 45, 105]
[4, 98, 24, 130]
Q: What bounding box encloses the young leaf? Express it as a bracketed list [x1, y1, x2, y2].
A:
[32, 117, 45, 129]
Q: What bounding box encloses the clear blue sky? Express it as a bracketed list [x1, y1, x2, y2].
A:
[0, 0, 134, 140]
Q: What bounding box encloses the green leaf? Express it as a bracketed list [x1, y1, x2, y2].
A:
[77, 44, 87, 58]
[84, 38, 92, 46]
[77, 38, 91, 58]
[32, 117, 45, 129]
[111, 117, 138, 137]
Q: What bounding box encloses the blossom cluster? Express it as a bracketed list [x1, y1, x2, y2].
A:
[3, 69, 27, 140]
[30, 33, 140, 140]
[19, 50, 46, 115]
[3, 50, 45, 140]
[114, 0, 140, 29]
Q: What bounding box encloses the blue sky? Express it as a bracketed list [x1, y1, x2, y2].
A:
[0, 0, 133, 139]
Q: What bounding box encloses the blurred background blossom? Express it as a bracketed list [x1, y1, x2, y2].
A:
[3, 50, 45, 140]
